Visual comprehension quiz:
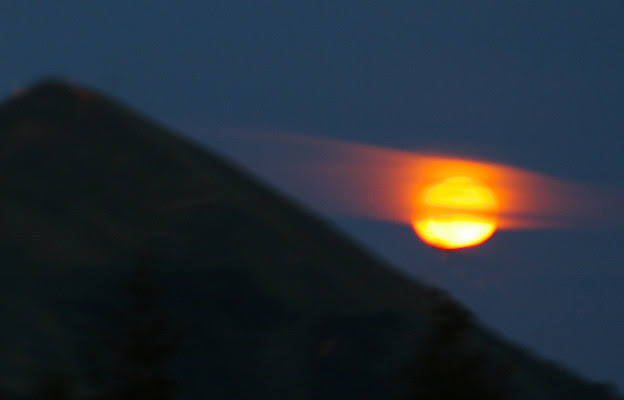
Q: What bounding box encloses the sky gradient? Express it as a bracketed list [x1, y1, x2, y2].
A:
[2, 0, 624, 389]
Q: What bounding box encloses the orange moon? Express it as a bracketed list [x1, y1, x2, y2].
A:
[413, 177, 498, 250]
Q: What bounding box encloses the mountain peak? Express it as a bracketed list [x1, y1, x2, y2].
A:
[5, 78, 95, 107]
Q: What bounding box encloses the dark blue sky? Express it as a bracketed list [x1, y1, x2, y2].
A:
[2, 0, 624, 389]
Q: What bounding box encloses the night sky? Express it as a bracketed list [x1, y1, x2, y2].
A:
[2, 0, 624, 389]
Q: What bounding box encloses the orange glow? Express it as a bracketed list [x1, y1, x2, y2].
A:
[215, 131, 624, 241]
[414, 215, 497, 250]
[424, 176, 497, 210]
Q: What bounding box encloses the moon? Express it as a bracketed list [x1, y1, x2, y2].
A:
[413, 177, 499, 250]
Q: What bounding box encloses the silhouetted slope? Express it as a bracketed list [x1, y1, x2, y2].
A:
[0, 81, 619, 400]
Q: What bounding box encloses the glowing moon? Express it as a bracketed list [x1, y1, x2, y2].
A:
[414, 177, 498, 250]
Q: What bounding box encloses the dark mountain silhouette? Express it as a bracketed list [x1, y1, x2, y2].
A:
[0, 80, 619, 400]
